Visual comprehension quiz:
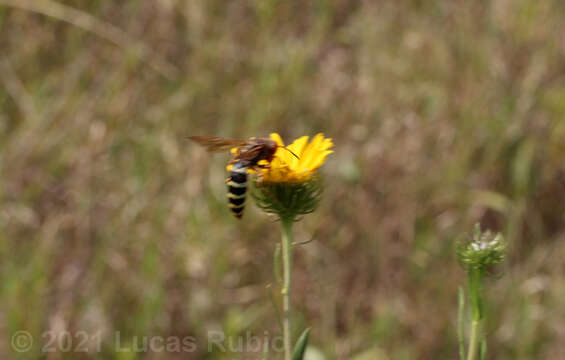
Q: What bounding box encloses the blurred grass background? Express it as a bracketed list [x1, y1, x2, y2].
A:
[1, 0, 565, 359]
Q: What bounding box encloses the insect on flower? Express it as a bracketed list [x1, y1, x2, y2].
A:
[187, 136, 298, 219]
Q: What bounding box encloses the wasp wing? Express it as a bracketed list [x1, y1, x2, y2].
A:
[235, 145, 264, 161]
[187, 136, 249, 153]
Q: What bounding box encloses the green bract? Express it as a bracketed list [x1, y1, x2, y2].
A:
[252, 177, 323, 222]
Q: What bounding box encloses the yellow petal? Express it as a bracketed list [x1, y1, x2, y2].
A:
[287, 136, 309, 168]
[270, 133, 294, 165]
[275, 148, 291, 167]
[299, 133, 324, 171]
[270, 133, 284, 146]
[260, 133, 333, 183]
[289, 136, 309, 156]
[308, 150, 334, 171]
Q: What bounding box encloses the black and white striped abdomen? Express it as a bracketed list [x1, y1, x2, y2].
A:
[226, 162, 248, 219]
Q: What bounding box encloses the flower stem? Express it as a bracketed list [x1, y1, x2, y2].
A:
[281, 218, 293, 360]
[466, 269, 483, 360]
[466, 319, 481, 360]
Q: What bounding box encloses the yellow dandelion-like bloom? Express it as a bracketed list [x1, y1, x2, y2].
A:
[260, 133, 333, 183]
[222, 133, 333, 220]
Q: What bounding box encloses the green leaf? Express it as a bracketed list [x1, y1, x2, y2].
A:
[266, 284, 283, 333]
[292, 328, 311, 360]
[458, 286, 466, 360]
[274, 243, 282, 284]
[470, 190, 510, 214]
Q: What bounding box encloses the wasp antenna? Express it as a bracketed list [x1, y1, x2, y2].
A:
[281, 146, 300, 159]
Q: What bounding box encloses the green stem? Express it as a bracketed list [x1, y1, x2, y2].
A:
[281, 218, 293, 360]
[466, 269, 483, 360]
[468, 269, 483, 321]
[466, 319, 481, 360]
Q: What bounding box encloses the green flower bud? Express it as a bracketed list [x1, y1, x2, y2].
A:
[457, 224, 506, 272]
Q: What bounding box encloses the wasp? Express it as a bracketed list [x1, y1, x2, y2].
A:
[188, 136, 298, 219]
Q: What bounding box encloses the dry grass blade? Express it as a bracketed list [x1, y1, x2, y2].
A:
[0, 0, 179, 80]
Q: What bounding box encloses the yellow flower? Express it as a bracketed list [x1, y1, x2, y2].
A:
[260, 133, 333, 183]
